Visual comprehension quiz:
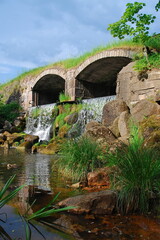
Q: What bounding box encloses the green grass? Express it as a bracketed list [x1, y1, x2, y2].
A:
[134, 53, 160, 71]
[59, 92, 71, 102]
[0, 39, 143, 92]
[57, 136, 105, 181]
[108, 125, 160, 214]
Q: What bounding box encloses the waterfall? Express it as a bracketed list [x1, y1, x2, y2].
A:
[25, 96, 116, 141]
[25, 103, 55, 141]
[68, 95, 116, 138]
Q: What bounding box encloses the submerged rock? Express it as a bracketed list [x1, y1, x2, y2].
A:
[58, 190, 117, 215]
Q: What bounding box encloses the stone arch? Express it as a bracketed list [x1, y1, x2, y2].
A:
[32, 69, 66, 106]
[75, 49, 134, 99]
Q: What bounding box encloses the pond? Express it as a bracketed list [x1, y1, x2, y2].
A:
[1, 148, 160, 240]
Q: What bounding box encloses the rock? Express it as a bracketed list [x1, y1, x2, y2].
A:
[3, 120, 12, 132]
[109, 117, 120, 138]
[130, 100, 160, 123]
[24, 134, 39, 144]
[5, 132, 25, 145]
[71, 182, 81, 188]
[57, 190, 117, 215]
[118, 111, 131, 137]
[144, 130, 160, 148]
[17, 141, 33, 150]
[102, 100, 129, 127]
[64, 112, 78, 125]
[87, 167, 110, 187]
[3, 140, 10, 149]
[140, 114, 160, 139]
[85, 121, 116, 145]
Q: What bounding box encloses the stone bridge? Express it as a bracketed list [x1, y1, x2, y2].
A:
[20, 48, 160, 109]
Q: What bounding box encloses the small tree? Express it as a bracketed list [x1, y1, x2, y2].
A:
[107, 2, 156, 44]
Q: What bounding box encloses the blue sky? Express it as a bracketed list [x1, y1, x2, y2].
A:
[0, 0, 159, 84]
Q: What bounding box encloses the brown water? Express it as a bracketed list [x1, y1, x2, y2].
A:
[1, 148, 160, 240]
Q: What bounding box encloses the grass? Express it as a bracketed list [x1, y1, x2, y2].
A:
[0, 39, 143, 93]
[59, 92, 71, 102]
[58, 136, 105, 181]
[134, 53, 160, 71]
[108, 125, 160, 214]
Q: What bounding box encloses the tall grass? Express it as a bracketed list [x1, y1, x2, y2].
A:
[58, 136, 105, 181]
[108, 125, 160, 214]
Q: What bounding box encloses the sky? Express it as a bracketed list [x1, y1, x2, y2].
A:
[0, 0, 159, 84]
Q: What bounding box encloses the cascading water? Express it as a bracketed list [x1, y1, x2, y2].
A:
[68, 95, 116, 137]
[25, 96, 116, 141]
[25, 103, 55, 141]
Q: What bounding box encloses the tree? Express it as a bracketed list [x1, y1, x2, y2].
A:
[155, 0, 160, 11]
[107, 2, 156, 44]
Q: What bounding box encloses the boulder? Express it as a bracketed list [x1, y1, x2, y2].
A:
[17, 141, 33, 150]
[24, 134, 39, 144]
[109, 117, 120, 138]
[85, 121, 116, 145]
[140, 114, 160, 139]
[102, 100, 129, 127]
[118, 111, 131, 137]
[87, 167, 110, 187]
[57, 190, 117, 215]
[130, 100, 160, 123]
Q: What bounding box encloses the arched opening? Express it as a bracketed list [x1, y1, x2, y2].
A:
[32, 74, 65, 106]
[75, 57, 131, 99]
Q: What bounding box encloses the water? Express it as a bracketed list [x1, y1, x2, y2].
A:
[25, 96, 116, 141]
[25, 103, 55, 141]
[0, 148, 160, 240]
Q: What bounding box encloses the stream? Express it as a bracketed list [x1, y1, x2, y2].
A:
[1, 148, 160, 240]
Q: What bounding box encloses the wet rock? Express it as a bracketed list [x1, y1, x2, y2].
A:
[58, 190, 117, 215]
[130, 100, 160, 123]
[64, 112, 78, 125]
[24, 134, 39, 144]
[17, 141, 33, 150]
[5, 132, 25, 145]
[85, 121, 116, 145]
[118, 110, 131, 137]
[3, 140, 10, 149]
[53, 215, 83, 239]
[87, 167, 110, 187]
[102, 100, 129, 127]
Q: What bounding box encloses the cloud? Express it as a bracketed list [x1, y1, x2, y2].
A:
[0, 0, 159, 83]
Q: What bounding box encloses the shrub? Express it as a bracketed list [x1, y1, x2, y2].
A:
[108, 125, 160, 214]
[0, 100, 20, 126]
[58, 137, 105, 181]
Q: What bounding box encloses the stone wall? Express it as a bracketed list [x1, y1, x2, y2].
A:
[117, 62, 160, 105]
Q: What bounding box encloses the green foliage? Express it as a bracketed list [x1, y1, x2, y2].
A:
[58, 137, 105, 181]
[107, 2, 156, 43]
[59, 92, 71, 102]
[145, 35, 160, 52]
[155, 0, 160, 11]
[0, 175, 25, 209]
[108, 125, 160, 214]
[134, 53, 160, 71]
[0, 101, 20, 126]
